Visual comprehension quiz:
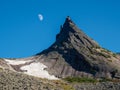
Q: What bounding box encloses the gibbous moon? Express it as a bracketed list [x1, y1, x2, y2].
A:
[38, 14, 43, 21]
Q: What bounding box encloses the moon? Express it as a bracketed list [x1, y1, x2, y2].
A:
[38, 14, 43, 21]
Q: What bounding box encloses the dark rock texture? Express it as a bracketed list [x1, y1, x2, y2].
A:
[37, 17, 120, 79]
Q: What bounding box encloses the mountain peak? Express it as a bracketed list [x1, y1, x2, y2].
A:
[63, 16, 75, 29]
[65, 16, 72, 23]
[36, 17, 120, 79]
[1, 17, 120, 89]
[56, 16, 78, 42]
[56, 16, 98, 48]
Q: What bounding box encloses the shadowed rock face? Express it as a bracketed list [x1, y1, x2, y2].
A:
[37, 17, 120, 78]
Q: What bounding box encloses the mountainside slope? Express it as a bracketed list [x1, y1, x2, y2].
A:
[1, 67, 120, 90]
[0, 68, 74, 90]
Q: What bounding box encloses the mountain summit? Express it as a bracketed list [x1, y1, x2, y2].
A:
[1, 17, 120, 90]
[36, 17, 120, 78]
[1, 17, 120, 80]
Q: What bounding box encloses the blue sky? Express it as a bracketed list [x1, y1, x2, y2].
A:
[0, 0, 120, 58]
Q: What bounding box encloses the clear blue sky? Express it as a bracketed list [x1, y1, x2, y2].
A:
[0, 0, 120, 58]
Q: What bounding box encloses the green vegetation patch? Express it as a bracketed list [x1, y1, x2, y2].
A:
[63, 77, 98, 83]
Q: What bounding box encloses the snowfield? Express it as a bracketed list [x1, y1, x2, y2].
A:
[4, 59, 58, 80]
[21, 62, 58, 80]
[4, 59, 32, 65]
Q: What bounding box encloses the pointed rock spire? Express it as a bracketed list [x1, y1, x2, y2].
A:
[63, 16, 75, 28]
[65, 16, 71, 23]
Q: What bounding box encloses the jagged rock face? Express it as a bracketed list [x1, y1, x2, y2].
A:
[37, 17, 120, 78]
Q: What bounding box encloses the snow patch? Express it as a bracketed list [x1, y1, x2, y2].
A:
[21, 62, 58, 80]
[4, 58, 58, 80]
[4, 59, 32, 65]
